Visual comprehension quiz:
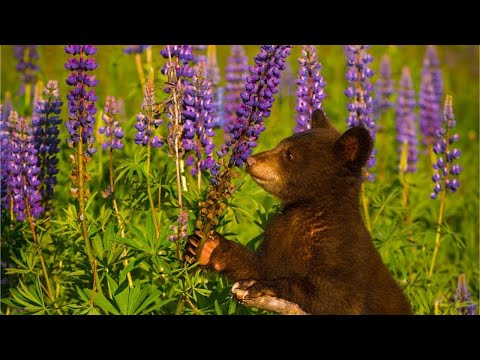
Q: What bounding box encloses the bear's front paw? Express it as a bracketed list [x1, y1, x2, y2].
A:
[184, 231, 221, 266]
[232, 280, 277, 300]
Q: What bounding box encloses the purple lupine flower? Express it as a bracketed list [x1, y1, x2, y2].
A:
[395, 67, 418, 173]
[183, 62, 216, 176]
[375, 54, 395, 114]
[134, 71, 163, 148]
[431, 95, 461, 199]
[453, 274, 477, 315]
[168, 210, 189, 242]
[216, 45, 292, 178]
[278, 59, 295, 102]
[420, 45, 443, 148]
[64, 45, 99, 158]
[344, 45, 376, 181]
[123, 45, 150, 55]
[13, 45, 40, 96]
[160, 45, 195, 81]
[224, 45, 249, 139]
[0, 100, 12, 211]
[193, 45, 207, 64]
[205, 46, 225, 129]
[99, 96, 124, 151]
[7, 111, 44, 221]
[295, 45, 326, 133]
[32, 80, 62, 212]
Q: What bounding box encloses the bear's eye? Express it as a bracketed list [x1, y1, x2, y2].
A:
[284, 150, 294, 161]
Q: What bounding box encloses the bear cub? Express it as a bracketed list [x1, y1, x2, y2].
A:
[186, 109, 412, 315]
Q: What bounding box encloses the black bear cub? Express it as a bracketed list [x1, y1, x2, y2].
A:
[186, 110, 412, 315]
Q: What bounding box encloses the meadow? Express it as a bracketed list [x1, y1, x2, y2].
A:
[0, 45, 478, 315]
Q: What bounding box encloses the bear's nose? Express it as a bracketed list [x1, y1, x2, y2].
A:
[246, 157, 256, 168]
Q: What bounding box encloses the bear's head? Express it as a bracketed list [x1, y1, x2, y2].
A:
[246, 109, 373, 204]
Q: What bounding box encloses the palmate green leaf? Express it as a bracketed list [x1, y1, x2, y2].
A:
[92, 234, 104, 259]
[83, 288, 121, 315]
[146, 213, 156, 250]
[106, 273, 119, 294]
[116, 236, 148, 252]
[5, 279, 48, 314]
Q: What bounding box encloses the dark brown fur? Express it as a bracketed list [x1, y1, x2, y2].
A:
[188, 110, 412, 315]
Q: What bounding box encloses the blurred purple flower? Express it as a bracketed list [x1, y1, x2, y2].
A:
[168, 210, 189, 242]
[216, 45, 292, 178]
[431, 95, 461, 199]
[375, 54, 395, 114]
[395, 67, 418, 173]
[7, 111, 44, 222]
[224, 45, 249, 139]
[193, 45, 207, 63]
[183, 62, 216, 176]
[99, 96, 124, 150]
[453, 274, 477, 315]
[32, 80, 62, 212]
[13, 45, 40, 96]
[64, 45, 99, 158]
[420, 45, 443, 148]
[295, 45, 326, 133]
[344, 45, 376, 181]
[123, 45, 150, 55]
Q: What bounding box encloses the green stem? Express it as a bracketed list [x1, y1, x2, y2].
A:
[78, 136, 103, 294]
[109, 149, 134, 288]
[24, 192, 54, 301]
[135, 54, 146, 90]
[146, 142, 160, 237]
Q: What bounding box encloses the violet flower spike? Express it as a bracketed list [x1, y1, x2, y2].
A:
[295, 45, 327, 133]
[123, 45, 150, 55]
[0, 101, 13, 211]
[134, 69, 163, 148]
[431, 95, 461, 199]
[99, 96, 124, 151]
[7, 111, 44, 221]
[216, 45, 293, 176]
[453, 274, 477, 315]
[13, 45, 40, 96]
[344, 45, 376, 181]
[183, 62, 216, 176]
[395, 67, 418, 173]
[64, 45, 99, 158]
[420, 45, 443, 148]
[224, 45, 249, 139]
[32, 80, 63, 211]
[374, 54, 395, 114]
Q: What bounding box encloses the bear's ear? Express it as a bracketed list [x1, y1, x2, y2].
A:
[334, 127, 373, 170]
[311, 109, 334, 129]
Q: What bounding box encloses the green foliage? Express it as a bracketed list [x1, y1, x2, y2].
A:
[1, 45, 478, 315]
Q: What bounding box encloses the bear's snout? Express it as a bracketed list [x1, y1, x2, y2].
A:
[245, 157, 256, 168]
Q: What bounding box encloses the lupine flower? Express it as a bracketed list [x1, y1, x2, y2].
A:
[99, 96, 124, 150]
[160, 45, 194, 156]
[193, 45, 207, 63]
[0, 101, 12, 211]
[183, 62, 216, 176]
[134, 70, 163, 148]
[431, 95, 461, 199]
[123, 45, 149, 55]
[32, 80, 62, 211]
[375, 54, 395, 114]
[224, 45, 249, 138]
[278, 59, 295, 101]
[420, 45, 443, 147]
[13, 45, 40, 96]
[216, 45, 293, 174]
[453, 274, 477, 315]
[396, 67, 418, 173]
[205, 46, 225, 129]
[7, 111, 43, 221]
[64, 45, 99, 158]
[295, 45, 326, 133]
[168, 210, 189, 242]
[344, 45, 376, 181]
